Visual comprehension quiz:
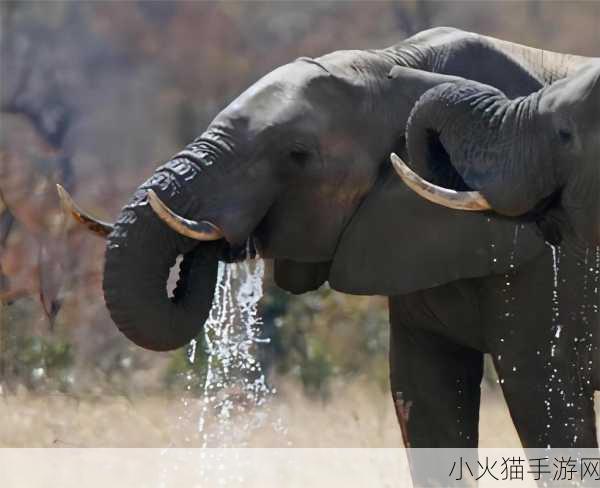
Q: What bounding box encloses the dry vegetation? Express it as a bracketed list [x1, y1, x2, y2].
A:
[2, 377, 598, 448]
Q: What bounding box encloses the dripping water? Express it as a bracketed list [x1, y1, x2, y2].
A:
[578, 248, 593, 384]
[548, 242, 561, 352]
[593, 247, 600, 314]
[495, 225, 521, 385]
[544, 242, 561, 445]
[192, 257, 286, 448]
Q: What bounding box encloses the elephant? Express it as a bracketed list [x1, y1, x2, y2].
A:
[58, 27, 599, 453]
[392, 59, 600, 248]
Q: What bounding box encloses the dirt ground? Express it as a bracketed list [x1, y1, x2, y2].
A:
[1, 380, 598, 448]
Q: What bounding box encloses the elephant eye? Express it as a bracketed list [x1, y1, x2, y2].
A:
[557, 128, 573, 146]
[289, 148, 310, 166]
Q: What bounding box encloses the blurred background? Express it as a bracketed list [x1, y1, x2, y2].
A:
[1, 1, 598, 447]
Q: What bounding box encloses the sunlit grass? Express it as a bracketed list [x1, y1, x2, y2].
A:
[3, 378, 596, 448]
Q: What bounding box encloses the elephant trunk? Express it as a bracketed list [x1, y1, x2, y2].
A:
[102, 161, 220, 352]
[405, 81, 555, 218]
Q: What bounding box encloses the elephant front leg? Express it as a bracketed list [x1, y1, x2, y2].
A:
[389, 294, 484, 448]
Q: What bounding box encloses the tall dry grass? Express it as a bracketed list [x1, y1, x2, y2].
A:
[1, 378, 597, 448]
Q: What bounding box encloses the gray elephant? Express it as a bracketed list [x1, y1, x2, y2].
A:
[393, 59, 600, 247]
[60, 27, 599, 451]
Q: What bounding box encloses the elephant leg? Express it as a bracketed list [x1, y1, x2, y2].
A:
[482, 248, 598, 449]
[389, 292, 484, 448]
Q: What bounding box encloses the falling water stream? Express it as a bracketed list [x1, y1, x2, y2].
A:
[176, 257, 286, 449]
[159, 258, 288, 486]
[196, 258, 285, 447]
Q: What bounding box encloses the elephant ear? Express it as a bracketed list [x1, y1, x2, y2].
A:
[329, 165, 546, 296]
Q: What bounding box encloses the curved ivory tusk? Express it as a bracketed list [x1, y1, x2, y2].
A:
[147, 189, 223, 241]
[56, 184, 114, 237]
[390, 153, 491, 212]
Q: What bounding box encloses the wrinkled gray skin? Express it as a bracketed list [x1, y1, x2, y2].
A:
[404, 60, 600, 248]
[101, 28, 599, 455]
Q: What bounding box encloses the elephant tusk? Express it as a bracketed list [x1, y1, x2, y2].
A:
[390, 153, 492, 212]
[56, 184, 114, 237]
[147, 189, 224, 241]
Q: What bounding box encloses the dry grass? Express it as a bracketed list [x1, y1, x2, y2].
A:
[1, 379, 597, 448]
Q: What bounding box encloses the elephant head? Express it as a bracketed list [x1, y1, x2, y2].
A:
[58, 55, 546, 351]
[392, 61, 600, 247]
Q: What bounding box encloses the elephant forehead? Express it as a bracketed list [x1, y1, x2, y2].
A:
[542, 61, 600, 115]
[220, 92, 311, 136]
[223, 62, 324, 117]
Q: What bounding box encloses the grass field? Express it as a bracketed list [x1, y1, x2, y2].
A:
[1, 379, 598, 448]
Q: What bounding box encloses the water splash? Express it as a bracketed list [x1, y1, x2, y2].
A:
[192, 258, 285, 448]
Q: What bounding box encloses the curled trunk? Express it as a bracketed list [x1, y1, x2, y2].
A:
[405, 81, 554, 217]
[103, 183, 218, 352]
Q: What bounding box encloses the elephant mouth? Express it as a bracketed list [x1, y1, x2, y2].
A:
[219, 237, 258, 263]
[525, 191, 566, 245]
[250, 217, 278, 260]
[165, 239, 252, 300]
